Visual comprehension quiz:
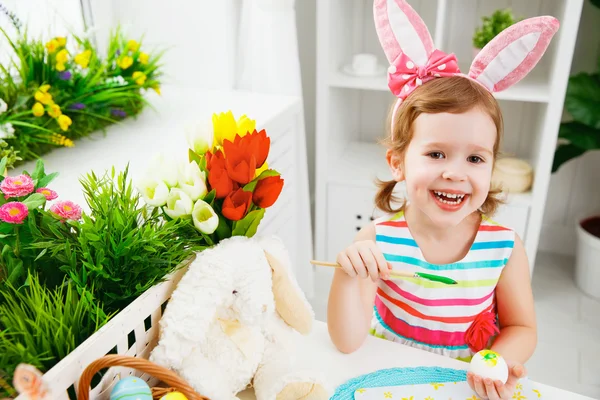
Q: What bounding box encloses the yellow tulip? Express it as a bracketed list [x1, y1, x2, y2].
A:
[48, 104, 62, 118]
[56, 37, 67, 47]
[132, 71, 147, 85]
[212, 111, 257, 147]
[138, 52, 149, 65]
[57, 115, 72, 131]
[127, 40, 140, 52]
[34, 89, 53, 106]
[56, 49, 69, 64]
[32, 102, 45, 117]
[74, 50, 92, 69]
[45, 39, 58, 53]
[117, 56, 133, 70]
[56, 63, 66, 72]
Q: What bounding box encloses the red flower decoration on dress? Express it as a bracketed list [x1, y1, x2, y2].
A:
[465, 308, 499, 353]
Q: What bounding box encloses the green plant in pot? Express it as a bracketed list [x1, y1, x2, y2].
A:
[551, 1, 600, 298]
[472, 8, 520, 57]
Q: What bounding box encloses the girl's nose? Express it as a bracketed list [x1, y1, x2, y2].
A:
[441, 169, 467, 181]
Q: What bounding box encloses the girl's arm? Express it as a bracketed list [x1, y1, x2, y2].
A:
[327, 223, 381, 354]
[491, 233, 537, 364]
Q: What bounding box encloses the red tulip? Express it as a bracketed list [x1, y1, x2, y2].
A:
[222, 188, 253, 221]
[207, 150, 235, 198]
[223, 138, 257, 185]
[252, 175, 284, 208]
[234, 129, 270, 168]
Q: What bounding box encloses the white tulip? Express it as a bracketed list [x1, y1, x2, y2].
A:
[192, 199, 218, 234]
[164, 188, 193, 219]
[185, 118, 213, 154]
[136, 176, 169, 207]
[150, 154, 179, 187]
[178, 161, 208, 201]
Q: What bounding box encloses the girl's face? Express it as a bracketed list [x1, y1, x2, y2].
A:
[388, 107, 497, 228]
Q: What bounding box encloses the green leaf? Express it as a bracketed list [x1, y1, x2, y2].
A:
[231, 209, 265, 237]
[189, 148, 202, 165]
[34, 248, 48, 262]
[592, 0, 600, 9]
[36, 172, 59, 188]
[202, 189, 216, 205]
[0, 157, 8, 177]
[22, 193, 46, 210]
[558, 121, 600, 150]
[564, 72, 600, 129]
[215, 214, 231, 240]
[31, 159, 45, 181]
[552, 143, 587, 173]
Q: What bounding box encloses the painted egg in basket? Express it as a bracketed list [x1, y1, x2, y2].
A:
[160, 392, 188, 400]
[110, 376, 153, 400]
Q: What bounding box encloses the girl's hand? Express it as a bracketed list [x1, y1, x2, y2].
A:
[467, 361, 527, 400]
[336, 240, 391, 282]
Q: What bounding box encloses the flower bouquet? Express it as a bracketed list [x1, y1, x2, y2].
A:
[138, 111, 284, 246]
[0, 4, 163, 168]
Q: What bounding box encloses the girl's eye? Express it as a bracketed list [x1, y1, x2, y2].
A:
[428, 152, 444, 159]
[468, 155, 484, 164]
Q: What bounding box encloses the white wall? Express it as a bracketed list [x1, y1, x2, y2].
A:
[539, 0, 600, 256]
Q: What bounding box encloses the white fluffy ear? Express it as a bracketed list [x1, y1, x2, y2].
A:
[468, 16, 559, 92]
[257, 235, 314, 335]
[150, 246, 234, 369]
[373, 0, 435, 67]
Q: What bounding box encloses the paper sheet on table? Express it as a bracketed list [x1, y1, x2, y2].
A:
[354, 378, 543, 399]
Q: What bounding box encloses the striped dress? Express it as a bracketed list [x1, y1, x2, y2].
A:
[370, 211, 515, 361]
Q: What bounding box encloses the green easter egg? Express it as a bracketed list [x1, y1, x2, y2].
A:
[110, 376, 153, 400]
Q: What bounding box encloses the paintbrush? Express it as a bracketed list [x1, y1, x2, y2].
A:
[309, 260, 457, 285]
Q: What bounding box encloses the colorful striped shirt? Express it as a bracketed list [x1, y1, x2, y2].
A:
[370, 211, 515, 361]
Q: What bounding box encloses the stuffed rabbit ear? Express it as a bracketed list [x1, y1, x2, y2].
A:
[373, 0, 435, 67]
[468, 16, 559, 92]
[259, 236, 314, 335]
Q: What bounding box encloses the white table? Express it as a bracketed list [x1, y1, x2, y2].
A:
[240, 321, 595, 400]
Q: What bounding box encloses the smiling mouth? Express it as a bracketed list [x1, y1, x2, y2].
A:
[431, 190, 468, 205]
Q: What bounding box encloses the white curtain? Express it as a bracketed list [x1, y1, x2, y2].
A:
[235, 0, 303, 97]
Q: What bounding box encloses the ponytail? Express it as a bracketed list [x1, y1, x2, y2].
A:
[374, 179, 406, 215]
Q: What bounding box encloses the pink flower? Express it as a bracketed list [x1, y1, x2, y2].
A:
[50, 200, 82, 220]
[0, 202, 29, 224]
[36, 187, 58, 200]
[0, 175, 34, 198]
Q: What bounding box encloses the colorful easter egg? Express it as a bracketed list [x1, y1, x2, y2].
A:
[469, 349, 509, 383]
[160, 392, 189, 400]
[110, 376, 153, 400]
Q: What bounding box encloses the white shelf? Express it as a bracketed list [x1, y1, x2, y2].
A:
[329, 70, 551, 103]
[327, 140, 533, 207]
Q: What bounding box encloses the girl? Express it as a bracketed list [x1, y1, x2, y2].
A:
[327, 2, 559, 400]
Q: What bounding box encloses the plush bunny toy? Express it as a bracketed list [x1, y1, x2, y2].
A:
[149, 235, 330, 400]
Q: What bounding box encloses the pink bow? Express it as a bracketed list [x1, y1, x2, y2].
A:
[388, 49, 461, 99]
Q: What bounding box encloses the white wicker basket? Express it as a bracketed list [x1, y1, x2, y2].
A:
[14, 259, 192, 400]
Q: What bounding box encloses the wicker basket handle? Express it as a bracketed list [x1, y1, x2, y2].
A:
[76, 354, 210, 400]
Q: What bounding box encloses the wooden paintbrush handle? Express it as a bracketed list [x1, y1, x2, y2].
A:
[309, 260, 414, 279]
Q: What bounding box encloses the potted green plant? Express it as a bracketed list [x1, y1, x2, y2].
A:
[552, 1, 600, 299]
[472, 8, 520, 58]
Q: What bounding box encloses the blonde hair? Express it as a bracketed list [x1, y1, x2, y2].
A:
[375, 76, 504, 216]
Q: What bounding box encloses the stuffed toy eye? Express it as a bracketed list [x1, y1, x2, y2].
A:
[232, 290, 238, 295]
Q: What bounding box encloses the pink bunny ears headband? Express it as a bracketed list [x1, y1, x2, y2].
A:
[374, 0, 560, 134]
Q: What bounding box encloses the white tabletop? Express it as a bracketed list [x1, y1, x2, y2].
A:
[240, 321, 595, 399]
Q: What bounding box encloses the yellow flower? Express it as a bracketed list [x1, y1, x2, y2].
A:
[50, 133, 74, 147]
[56, 49, 69, 64]
[117, 55, 133, 70]
[32, 102, 45, 117]
[127, 40, 140, 52]
[138, 52, 149, 65]
[74, 50, 92, 69]
[430, 383, 444, 390]
[212, 111, 256, 147]
[152, 85, 161, 95]
[383, 392, 392, 398]
[34, 87, 53, 105]
[48, 104, 62, 118]
[132, 71, 147, 85]
[57, 115, 72, 132]
[56, 63, 66, 72]
[56, 36, 67, 47]
[45, 39, 59, 53]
